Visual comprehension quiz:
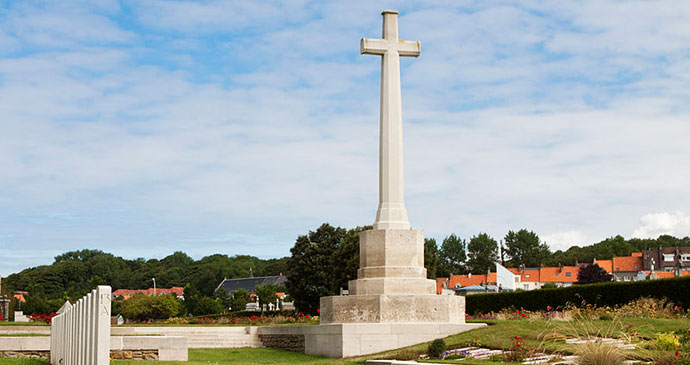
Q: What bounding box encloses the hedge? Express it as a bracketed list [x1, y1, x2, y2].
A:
[465, 276, 690, 314]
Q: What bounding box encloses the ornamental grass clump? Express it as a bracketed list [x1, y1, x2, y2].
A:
[616, 297, 677, 318]
[427, 338, 446, 358]
[575, 340, 625, 365]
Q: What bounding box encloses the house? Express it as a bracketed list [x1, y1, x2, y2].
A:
[538, 265, 579, 287]
[612, 254, 643, 282]
[13, 291, 28, 303]
[112, 287, 184, 300]
[643, 247, 690, 275]
[215, 273, 288, 296]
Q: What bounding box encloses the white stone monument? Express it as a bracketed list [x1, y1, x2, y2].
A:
[259, 10, 484, 358]
[315, 10, 483, 356]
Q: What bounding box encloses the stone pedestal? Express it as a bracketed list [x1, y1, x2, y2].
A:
[321, 229, 466, 325]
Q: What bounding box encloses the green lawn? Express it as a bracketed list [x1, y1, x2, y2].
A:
[1, 318, 688, 364]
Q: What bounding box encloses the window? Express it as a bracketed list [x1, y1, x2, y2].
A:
[665, 267, 673, 272]
[664, 254, 674, 262]
[524, 284, 529, 290]
[565, 272, 572, 277]
[634, 265, 638, 270]
[514, 277, 519, 282]
[681, 255, 690, 261]
[624, 276, 630, 281]
[455, 284, 461, 288]
[525, 274, 530, 278]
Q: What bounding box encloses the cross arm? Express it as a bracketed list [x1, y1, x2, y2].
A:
[360, 38, 388, 55]
[397, 40, 420, 57]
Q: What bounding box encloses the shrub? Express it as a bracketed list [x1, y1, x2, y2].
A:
[466, 276, 690, 314]
[119, 294, 182, 321]
[427, 339, 446, 358]
[654, 333, 681, 351]
[575, 341, 625, 365]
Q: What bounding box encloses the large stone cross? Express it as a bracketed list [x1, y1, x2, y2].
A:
[361, 10, 420, 230]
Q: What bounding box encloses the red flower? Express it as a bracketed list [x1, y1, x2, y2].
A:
[676, 351, 680, 356]
[317, 309, 320, 313]
[521, 313, 526, 317]
[516, 343, 521, 348]
[465, 313, 470, 318]
[515, 336, 522, 340]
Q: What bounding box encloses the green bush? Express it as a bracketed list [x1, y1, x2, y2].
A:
[119, 294, 182, 320]
[466, 276, 690, 314]
[428, 338, 446, 358]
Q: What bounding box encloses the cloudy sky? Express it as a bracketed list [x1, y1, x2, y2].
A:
[1, 0, 689, 276]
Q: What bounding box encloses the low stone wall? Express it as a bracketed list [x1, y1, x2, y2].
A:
[0, 335, 187, 361]
[0, 350, 50, 358]
[0, 350, 158, 360]
[110, 350, 158, 360]
[258, 334, 305, 353]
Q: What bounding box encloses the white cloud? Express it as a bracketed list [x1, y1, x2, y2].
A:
[632, 212, 690, 239]
[542, 231, 589, 252]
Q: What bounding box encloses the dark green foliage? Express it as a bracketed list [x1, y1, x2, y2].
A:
[230, 289, 250, 312]
[428, 338, 446, 358]
[214, 287, 232, 312]
[424, 238, 439, 279]
[466, 276, 690, 314]
[22, 294, 64, 315]
[466, 233, 499, 273]
[504, 229, 550, 267]
[255, 284, 278, 310]
[577, 263, 612, 284]
[438, 234, 467, 277]
[118, 294, 182, 320]
[331, 226, 371, 292]
[286, 223, 370, 314]
[3, 249, 289, 301]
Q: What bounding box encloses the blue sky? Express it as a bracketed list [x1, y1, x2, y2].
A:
[1, 1, 690, 276]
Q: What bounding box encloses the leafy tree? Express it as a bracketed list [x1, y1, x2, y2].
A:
[214, 288, 232, 312]
[331, 226, 371, 292]
[424, 238, 439, 279]
[437, 234, 466, 277]
[193, 297, 223, 316]
[504, 229, 551, 267]
[466, 233, 499, 273]
[22, 294, 63, 315]
[230, 289, 250, 312]
[285, 223, 347, 314]
[255, 284, 279, 311]
[577, 264, 612, 284]
[119, 294, 182, 320]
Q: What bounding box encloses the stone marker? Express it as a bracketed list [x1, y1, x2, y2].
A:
[252, 10, 485, 358]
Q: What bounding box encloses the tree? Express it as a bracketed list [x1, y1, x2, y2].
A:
[230, 289, 250, 312]
[504, 229, 551, 267]
[285, 223, 347, 314]
[437, 234, 466, 277]
[424, 238, 439, 279]
[466, 233, 499, 273]
[577, 264, 612, 284]
[331, 226, 372, 293]
[255, 284, 279, 311]
[214, 288, 232, 312]
[115, 294, 182, 321]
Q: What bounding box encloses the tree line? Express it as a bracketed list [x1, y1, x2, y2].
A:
[3, 249, 288, 314]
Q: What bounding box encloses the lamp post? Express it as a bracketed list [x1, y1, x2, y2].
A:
[152, 278, 156, 296]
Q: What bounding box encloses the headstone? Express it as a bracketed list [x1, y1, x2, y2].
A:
[0, 276, 9, 321]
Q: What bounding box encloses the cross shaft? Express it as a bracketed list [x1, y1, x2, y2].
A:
[361, 10, 420, 230]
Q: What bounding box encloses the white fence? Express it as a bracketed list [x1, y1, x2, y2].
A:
[50, 285, 111, 365]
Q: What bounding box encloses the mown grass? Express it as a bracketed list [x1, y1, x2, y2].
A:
[2, 318, 689, 364]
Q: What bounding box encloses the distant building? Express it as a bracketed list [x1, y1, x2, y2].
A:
[435, 249, 690, 294]
[215, 272, 288, 296]
[112, 287, 184, 300]
[643, 247, 690, 275]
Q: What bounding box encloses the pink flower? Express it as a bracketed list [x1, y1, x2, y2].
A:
[546, 306, 552, 311]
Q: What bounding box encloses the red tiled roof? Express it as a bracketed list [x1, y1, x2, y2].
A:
[613, 256, 643, 272]
[594, 260, 613, 273]
[448, 273, 497, 288]
[436, 278, 448, 294]
[631, 252, 642, 257]
[519, 268, 540, 282]
[539, 266, 579, 283]
[113, 286, 184, 298]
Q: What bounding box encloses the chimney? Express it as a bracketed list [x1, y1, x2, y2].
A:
[468, 273, 472, 278]
[558, 263, 563, 272]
